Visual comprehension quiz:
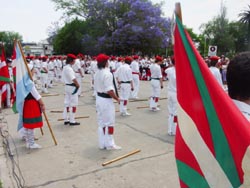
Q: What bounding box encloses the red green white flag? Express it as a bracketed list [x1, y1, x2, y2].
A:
[0, 44, 11, 105]
[174, 15, 250, 187]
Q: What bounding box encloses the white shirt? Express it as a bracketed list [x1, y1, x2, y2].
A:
[94, 68, 114, 93]
[150, 63, 162, 79]
[130, 60, 139, 73]
[90, 60, 98, 74]
[62, 64, 76, 84]
[165, 66, 176, 93]
[233, 99, 250, 121]
[209, 66, 223, 88]
[116, 64, 133, 82]
[72, 59, 81, 73]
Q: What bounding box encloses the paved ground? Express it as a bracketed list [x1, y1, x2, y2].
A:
[0, 74, 179, 188]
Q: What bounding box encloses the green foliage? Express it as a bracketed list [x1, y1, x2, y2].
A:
[238, 5, 250, 50]
[0, 31, 22, 57]
[199, 3, 248, 56]
[53, 18, 87, 54]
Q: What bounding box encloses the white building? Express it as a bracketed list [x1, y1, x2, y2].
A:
[22, 40, 53, 56]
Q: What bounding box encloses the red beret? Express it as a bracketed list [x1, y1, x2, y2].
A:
[210, 56, 219, 61]
[118, 57, 124, 62]
[155, 55, 163, 62]
[96, 54, 109, 64]
[77, 53, 84, 58]
[133, 55, 139, 60]
[67, 54, 76, 59]
[125, 56, 132, 62]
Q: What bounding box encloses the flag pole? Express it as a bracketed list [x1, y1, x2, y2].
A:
[175, 3, 182, 23]
[17, 41, 57, 145]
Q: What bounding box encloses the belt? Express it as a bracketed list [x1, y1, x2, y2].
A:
[66, 83, 76, 87]
[121, 81, 131, 84]
[41, 71, 48, 73]
[132, 72, 139, 75]
[151, 78, 160, 80]
[97, 92, 111, 98]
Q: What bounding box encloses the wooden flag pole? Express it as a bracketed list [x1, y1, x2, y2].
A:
[17, 41, 57, 145]
[175, 3, 182, 23]
[102, 149, 141, 166]
[43, 111, 57, 145]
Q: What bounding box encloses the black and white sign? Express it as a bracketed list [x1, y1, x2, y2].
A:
[208, 45, 217, 56]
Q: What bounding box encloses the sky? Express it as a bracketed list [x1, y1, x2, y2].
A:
[0, 0, 249, 43]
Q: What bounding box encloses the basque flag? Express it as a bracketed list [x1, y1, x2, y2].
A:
[0, 44, 11, 105]
[174, 15, 250, 187]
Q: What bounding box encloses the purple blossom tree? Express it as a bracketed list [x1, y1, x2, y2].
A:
[52, 0, 172, 55]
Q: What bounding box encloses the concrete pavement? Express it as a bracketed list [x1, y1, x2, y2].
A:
[0, 74, 179, 188]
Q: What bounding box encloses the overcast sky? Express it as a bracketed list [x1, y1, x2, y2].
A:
[0, 0, 249, 42]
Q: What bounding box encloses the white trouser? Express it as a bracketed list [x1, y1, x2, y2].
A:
[40, 73, 48, 92]
[64, 85, 79, 123]
[24, 128, 35, 146]
[75, 73, 82, 95]
[6, 84, 11, 107]
[131, 74, 140, 98]
[168, 91, 177, 134]
[96, 96, 116, 148]
[119, 83, 131, 113]
[149, 79, 161, 109]
[48, 71, 55, 87]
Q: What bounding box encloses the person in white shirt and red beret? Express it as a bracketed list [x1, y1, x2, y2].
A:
[62, 54, 80, 126]
[94, 54, 121, 150]
[116, 56, 134, 116]
[149, 56, 164, 111]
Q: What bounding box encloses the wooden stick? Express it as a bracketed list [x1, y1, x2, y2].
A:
[41, 94, 60, 97]
[57, 116, 89, 121]
[40, 127, 44, 135]
[43, 111, 58, 145]
[50, 110, 63, 113]
[136, 106, 149, 109]
[137, 104, 161, 109]
[102, 149, 141, 166]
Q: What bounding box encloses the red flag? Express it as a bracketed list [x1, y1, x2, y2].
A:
[0, 44, 11, 106]
[174, 13, 250, 187]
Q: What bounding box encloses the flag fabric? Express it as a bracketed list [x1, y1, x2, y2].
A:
[0, 44, 11, 105]
[12, 42, 33, 131]
[174, 15, 250, 187]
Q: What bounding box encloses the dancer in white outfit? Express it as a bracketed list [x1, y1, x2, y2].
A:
[94, 54, 121, 150]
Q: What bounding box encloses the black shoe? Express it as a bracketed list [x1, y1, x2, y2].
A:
[69, 122, 80, 126]
[64, 121, 70, 125]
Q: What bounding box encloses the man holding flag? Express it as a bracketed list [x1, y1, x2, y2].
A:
[174, 3, 250, 187]
[12, 41, 45, 149]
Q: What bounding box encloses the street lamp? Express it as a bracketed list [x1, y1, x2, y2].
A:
[204, 36, 207, 57]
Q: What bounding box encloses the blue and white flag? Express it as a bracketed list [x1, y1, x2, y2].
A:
[12, 42, 33, 130]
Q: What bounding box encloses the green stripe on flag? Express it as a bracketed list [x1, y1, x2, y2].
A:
[176, 159, 209, 188]
[0, 76, 10, 82]
[176, 17, 240, 187]
[12, 101, 17, 113]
